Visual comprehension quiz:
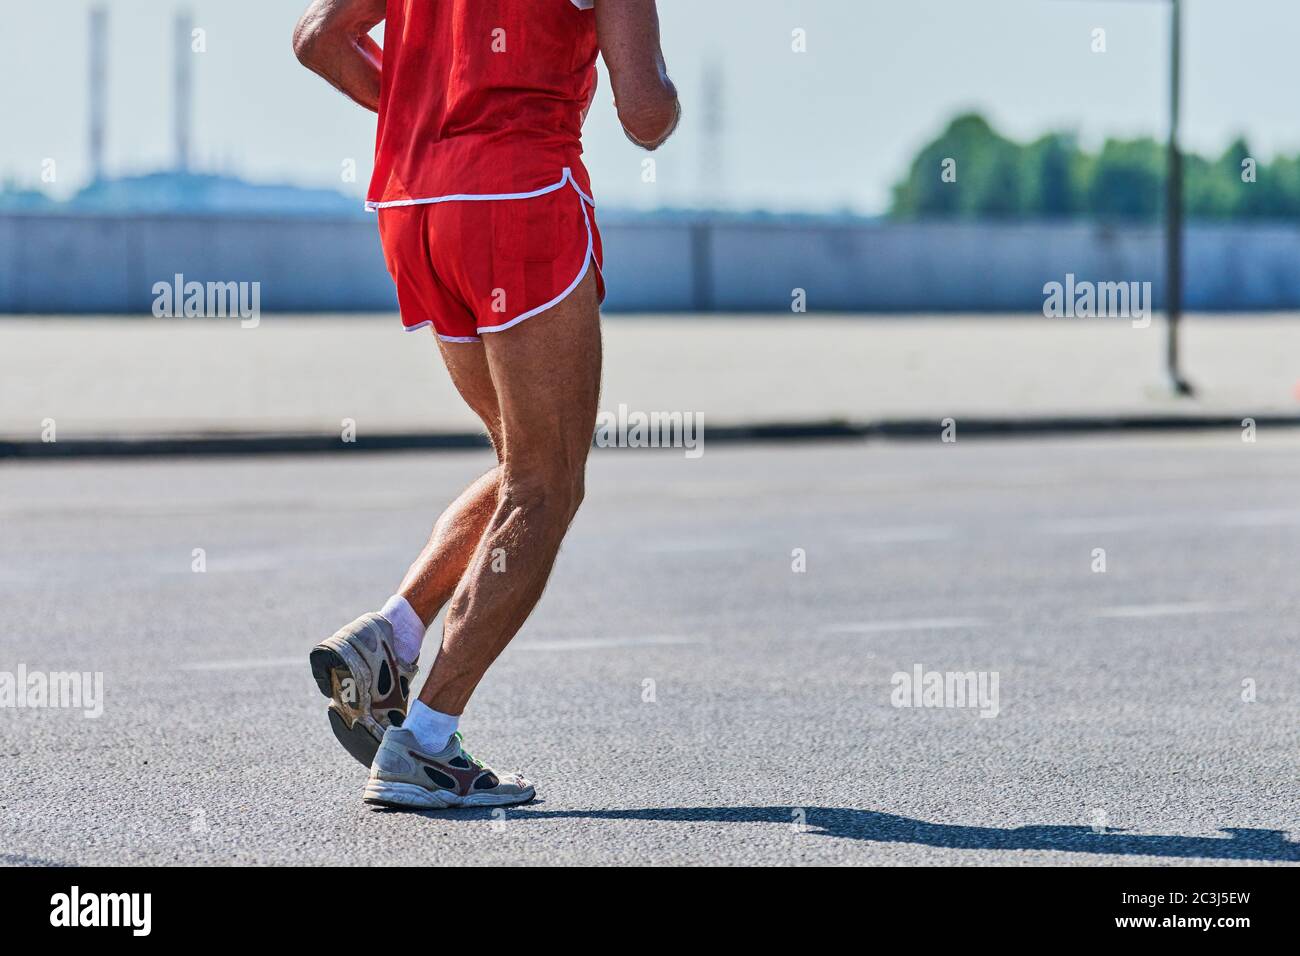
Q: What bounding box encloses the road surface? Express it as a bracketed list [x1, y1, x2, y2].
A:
[2, 433, 1298, 865]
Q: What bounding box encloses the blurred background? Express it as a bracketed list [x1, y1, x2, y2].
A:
[3, 0, 1300, 314]
[2, 0, 1300, 441]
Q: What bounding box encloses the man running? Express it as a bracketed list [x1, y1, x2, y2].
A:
[293, 0, 679, 809]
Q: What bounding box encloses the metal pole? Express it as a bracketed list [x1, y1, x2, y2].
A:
[699, 59, 724, 207]
[174, 11, 193, 172]
[88, 6, 108, 184]
[1166, 0, 1193, 395]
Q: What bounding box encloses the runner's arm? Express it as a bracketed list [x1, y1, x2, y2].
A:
[293, 0, 386, 113]
[595, 0, 680, 150]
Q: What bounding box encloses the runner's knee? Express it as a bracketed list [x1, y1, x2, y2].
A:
[498, 473, 566, 531]
[499, 465, 584, 528]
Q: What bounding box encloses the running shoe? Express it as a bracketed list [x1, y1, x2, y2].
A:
[363, 728, 536, 809]
[310, 612, 418, 767]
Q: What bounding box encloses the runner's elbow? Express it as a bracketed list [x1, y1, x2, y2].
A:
[292, 12, 331, 69]
[293, 22, 320, 67]
[617, 91, 679, 151]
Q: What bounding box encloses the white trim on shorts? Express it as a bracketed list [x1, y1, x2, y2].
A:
[381, 168, 600, 341]
[367, 169, 579, 212]
[477, 178, 595, 336]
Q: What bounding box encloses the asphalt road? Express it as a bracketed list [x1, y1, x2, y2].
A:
[2, 433, 1298, 866]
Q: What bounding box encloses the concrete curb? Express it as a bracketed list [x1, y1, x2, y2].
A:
[3, 414, 1299, 460]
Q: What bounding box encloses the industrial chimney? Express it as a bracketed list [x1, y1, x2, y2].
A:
[174, 9, 194, 172]
[699, 59, 724, 207]
[88, 5, 108, 183]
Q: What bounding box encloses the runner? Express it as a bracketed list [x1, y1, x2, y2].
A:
[293, 0, 680, 809]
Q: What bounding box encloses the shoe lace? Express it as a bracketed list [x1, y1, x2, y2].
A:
[452, 731, 484, 769]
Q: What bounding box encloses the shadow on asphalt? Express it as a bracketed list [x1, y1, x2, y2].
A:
[375, 805, 1300, 863]
[0, 853, 72, 867]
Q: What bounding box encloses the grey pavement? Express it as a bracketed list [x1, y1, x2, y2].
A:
[3, 314, 1300, 444]
[1, 434, 1298, 865]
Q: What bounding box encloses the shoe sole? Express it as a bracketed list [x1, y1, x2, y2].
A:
[362, 779, 537, 811]
[309, 636, 384, 768]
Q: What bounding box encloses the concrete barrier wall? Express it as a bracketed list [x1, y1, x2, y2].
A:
[2, 212, 1299, 313]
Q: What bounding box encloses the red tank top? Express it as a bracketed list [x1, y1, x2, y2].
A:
[368, 0, 598, 208]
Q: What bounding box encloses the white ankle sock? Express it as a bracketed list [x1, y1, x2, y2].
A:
[403, 700, 459, 753]
[380, 594, 426, 666]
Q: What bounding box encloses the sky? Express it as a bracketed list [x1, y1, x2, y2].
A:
[2, 0, 1297, 214]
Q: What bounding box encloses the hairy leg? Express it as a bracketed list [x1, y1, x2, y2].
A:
[396, 338, 504, 624]
[419, 269, 602, 714]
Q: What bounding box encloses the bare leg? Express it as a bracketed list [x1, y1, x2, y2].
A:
[420, 269, 602, 715]
[396, 338, 503, 624]
[396, 469, 498, 622]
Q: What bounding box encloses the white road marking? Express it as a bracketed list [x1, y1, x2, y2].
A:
[1218, 508, 1300, 528]
[1091, 602, 1235, 620]
[665, 482, 781, 499]
[822, 617, 987, 635]
[637, 539, 745, 554]
[157, 544, 388, 574]
[180, 657, 304, 672]
[1044, 508, 1300, 536]
[182, 636, 697, 670]
[851, 525, 955, 544]
[514, 635, 699, 652]
[1039, 516, 1155, 535]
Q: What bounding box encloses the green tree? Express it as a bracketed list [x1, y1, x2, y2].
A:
[889, 112, 1300, 223]
[890, 113, 1021, 220]
[1187, 137, 1250, 219]
[1086, 138, 1165, 221]
[1021, 133, 1082, 219]
[1263, 155, 1300, 218]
